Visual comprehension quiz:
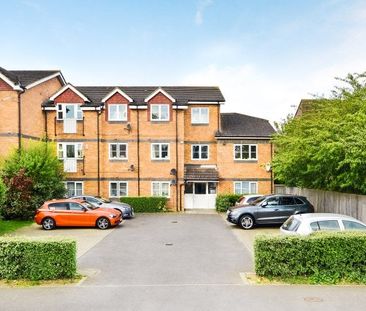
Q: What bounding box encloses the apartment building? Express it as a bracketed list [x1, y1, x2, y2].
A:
[0, 66, 275, 210]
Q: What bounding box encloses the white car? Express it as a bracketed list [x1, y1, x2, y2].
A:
[235, 194, 264, 206]
[280, 213, 366, 236]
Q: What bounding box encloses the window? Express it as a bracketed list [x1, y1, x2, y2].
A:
[151, 104, 169, 121]
[108, 104, 127, 121]
[265, 196, 280, 206]
[109, 143, 128, 160]
[191, 107, 209, 124]
[48, 202, 68, 210]
[234, 181, 258, 194]
[234, 144, 257, 160]
[294, 197, 305, 205]
[342, 220, 366, 230]
[151, 143, 169, 160]
[109, 182, 128, 197]
[64, 182, 83, 197]
[69, 203, 83, 211]
[311, 220, 340, 231]
[152, 182, 170, 197]
[57, 104, 83, 120]
[191, 145, 209, 160]
[57, 143, 83, 159]
[280, 196, 295, 205]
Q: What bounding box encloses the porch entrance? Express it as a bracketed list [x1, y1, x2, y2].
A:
[184, 182, 217, 209]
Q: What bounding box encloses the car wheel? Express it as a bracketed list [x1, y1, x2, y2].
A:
[96, 217, 110, 230]
[42, 217, 56, 230]
[239, 215, 255, 230]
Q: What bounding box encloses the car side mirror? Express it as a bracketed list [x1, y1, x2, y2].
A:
[261, 202, 268, 207]
[82, 207, 87, 212]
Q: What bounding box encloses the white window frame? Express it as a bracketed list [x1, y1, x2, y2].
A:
[151, 181, 170, 197]
[57, 103, 83, 120]
[191, 107, 209, 124]
[191, 144, 209, 160]
[151, 143, 170, 160]
[233, 144, 258, 160]
[109, 143, 128, 160]
[108, 104, 128, 121]
[150, 104, 170, 121]
[109, 181, 128, 198]
[57, 143, 83, 159]
[233, 181, 258, 195]
[64, 181, 83, 197]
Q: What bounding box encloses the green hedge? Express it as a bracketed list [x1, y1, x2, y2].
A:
[215, 194, 241, 212]
[0, 237, 76, 280]
[255, 232, 366, 283]
[120, 197, 168, 213]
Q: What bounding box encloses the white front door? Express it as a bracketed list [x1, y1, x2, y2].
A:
[184, 182, 217, 209]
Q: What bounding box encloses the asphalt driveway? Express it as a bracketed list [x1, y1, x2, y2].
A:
[79, 213, 253, 286]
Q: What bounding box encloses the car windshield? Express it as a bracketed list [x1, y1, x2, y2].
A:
[250, 196, 266, 205]
[98, 197, 112, 203]
[282, 217, 301, 231]
[81, 201, 99, 210]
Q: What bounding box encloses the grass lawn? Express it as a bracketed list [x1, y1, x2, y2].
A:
[0, 219, 33, 236]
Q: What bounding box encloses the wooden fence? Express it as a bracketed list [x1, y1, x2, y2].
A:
[274, 185, 366, 223]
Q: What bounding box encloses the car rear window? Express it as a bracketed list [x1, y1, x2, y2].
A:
[310, 220, 340, 231]
[282, 217, 301, 231]
[49, 202, 68, 210]
[294, 198, 304, 205]
[342, 220, 366, 230]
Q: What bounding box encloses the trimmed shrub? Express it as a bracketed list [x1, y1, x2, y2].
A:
[0, 179, 6, 209]
[215, 194, 241, 212]
[0, 237, 76, 280]
[120, 197, 168, 213]
[255, 232, 366, 283]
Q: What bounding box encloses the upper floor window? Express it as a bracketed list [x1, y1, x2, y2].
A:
[151, 104, 169, 121]
[151, 143, 169, 160]
[108, 104, 127, 121]
[192, 144, 209, 160]
[57, 104, 83, 120]
[191, 107, 209, 124]
[57, 143, 83, 159]
[234, 144, 257, 160]
[109, 143, 128, 160]
[234, 181, 257, 195]
[152, 182, 170, 197]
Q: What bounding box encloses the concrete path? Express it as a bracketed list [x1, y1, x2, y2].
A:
[0, 213, 365, 311]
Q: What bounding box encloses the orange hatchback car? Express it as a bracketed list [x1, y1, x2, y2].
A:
[35, 199, 122, 230]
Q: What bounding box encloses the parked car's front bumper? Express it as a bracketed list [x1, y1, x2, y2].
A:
[226, 210, 240, 224]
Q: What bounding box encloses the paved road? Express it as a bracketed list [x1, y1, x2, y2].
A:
[0, 214, 365, 311]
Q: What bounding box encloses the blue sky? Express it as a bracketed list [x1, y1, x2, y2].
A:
[1, 0, 366, 122]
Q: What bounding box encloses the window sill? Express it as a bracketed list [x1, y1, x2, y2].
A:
[151, 159, 170, 162]
[234, 159, 258, 163]
[191, 123, 209, 126]
[107, 120, 128, 123]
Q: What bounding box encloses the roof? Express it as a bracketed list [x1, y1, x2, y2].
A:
[0, 67, 65, 89]
[216, 113, 275, 138]
[75, 86, 225, 104]
[295, 99, 317, 117]
[293, 213, 359, 221]
[184, 165, 219, 181]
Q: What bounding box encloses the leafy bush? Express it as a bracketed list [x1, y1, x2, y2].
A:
[0, 179, 6, 209]
[1, 142, 65, 219]
[0, 237, 76, 280]
[120, 197, 167, 212]
[255, 232, 366, 284]
[215, 194, 241, 212]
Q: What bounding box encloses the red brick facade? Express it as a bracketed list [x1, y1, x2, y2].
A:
[54, 88, 84, 103]
[0, 78, 12, 91]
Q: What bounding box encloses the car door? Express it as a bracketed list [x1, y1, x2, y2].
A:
[278, 196, 298, 221]
[48, 202, 70, 226]
[67, 203, 94, 226]
[255, 196, 282, 224]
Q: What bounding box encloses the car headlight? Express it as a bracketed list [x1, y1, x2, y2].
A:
[230, 209, 241, 216]
[109, 214, 117, 218]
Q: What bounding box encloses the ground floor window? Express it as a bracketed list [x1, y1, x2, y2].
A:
[109, 182, 128, 197]
[152, 182, 170, 197]
[65, 181, 83, 197]
[234, 181, 257, 194]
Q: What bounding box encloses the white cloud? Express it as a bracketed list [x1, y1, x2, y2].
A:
[195, 0, 213, 25]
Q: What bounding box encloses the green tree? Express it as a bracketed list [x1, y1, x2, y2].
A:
[272, 73, 366, 194]
[0, 178, 6, 209]
[1, 141, 65, 219]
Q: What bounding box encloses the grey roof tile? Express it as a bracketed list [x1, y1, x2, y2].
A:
[217, 113, 275, 138]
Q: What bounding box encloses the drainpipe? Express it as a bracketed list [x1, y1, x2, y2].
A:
[137, 106, 140, 196]
[16, 86, 25, 150]
[97, 108, 101, 196]
[270, 142, 273, 194]
[175, 105, 179, 211]
[44, 110, 48, 141]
